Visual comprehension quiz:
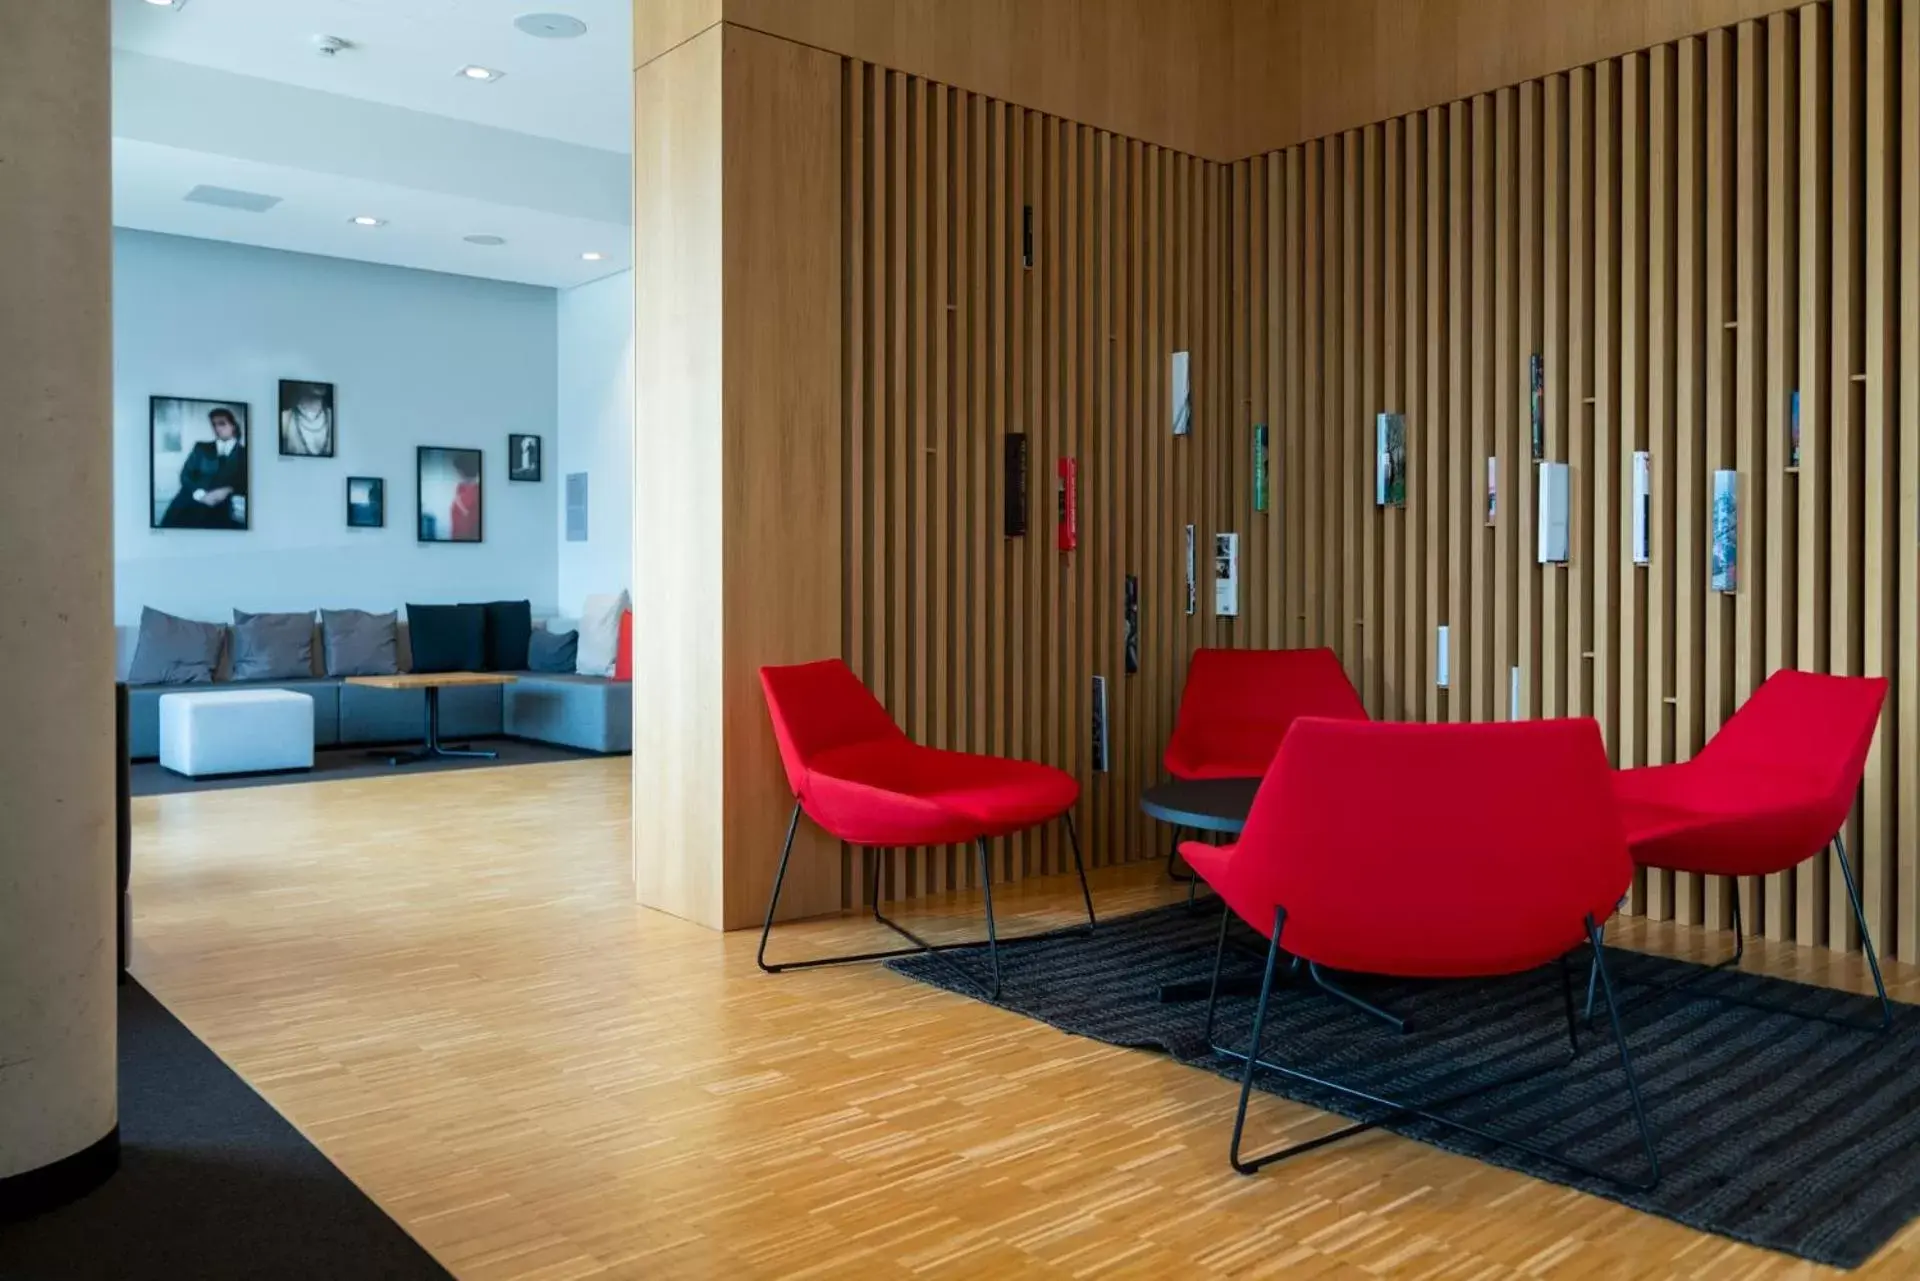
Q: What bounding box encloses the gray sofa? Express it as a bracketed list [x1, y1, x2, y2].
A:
[116, 618, 631, 760]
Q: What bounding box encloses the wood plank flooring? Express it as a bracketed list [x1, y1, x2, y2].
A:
[130, 760, 1920, 1280]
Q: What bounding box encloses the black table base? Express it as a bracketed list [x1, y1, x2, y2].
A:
[368, 686, 498, 767]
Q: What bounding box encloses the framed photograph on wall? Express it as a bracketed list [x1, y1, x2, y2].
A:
[278, 380, 336, 457]
[417, 446, 483, 543]
[150, 396, 249, 531]
[508, 433, 542, 482]
[347, 476, 385, 529]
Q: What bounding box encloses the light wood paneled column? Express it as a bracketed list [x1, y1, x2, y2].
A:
[0, 0, 117, 1211]
[631, 22, 842, 930]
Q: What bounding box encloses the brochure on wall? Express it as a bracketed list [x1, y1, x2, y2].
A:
[1485, 456, 1497, 525]
[1253, 424, 1270, 512]
[1090, 676, 1110, 773]
[1214, 533, 1240, 618]
[1711, 469, 1738, 593]
[1375, 413, 1406, 507]
[1183, 524, 1197, 616]
[1057, 457, 1078, 552]
[1003, 432, 1029, 536]
[1632, 451, 1651, 565]
[1124, 575, 1140, 674]
[1437, 624, 1451, 689]
[1171, 351, 1192, 436]
[1529, 354, 1544, 460]
[1537, 461, 1569, 563]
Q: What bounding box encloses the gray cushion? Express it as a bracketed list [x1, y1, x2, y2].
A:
[231, 610, 315, 681]
[320, 608, 400, 677]
[528, 628, 578, 673]
[126, 607, 225, 685]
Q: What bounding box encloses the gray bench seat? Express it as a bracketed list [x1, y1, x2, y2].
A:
[503, 674, 632, 754]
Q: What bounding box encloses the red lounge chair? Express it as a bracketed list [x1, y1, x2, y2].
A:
[1182, 717, 1658, 1187]
[1161, 647, 1369, 886]
[1593, 668, 1892, 1030]
[756, 659, 1094, 999]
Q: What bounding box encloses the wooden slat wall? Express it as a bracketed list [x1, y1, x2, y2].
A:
[1235, 0, 1916, 960]
[833, 0, 1916, 962]
[838, 62, 1233, 904]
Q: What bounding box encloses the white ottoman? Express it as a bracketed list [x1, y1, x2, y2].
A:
[158, 689, 315, 778]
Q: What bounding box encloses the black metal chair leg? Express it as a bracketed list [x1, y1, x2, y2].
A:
[759, 802, 1073, 998]
[976, 837, 1002, 1000]
[1557, 954, 1582, 1055]
[1165, 824, 1194, 882]
[1202, 904, 1233, 1046]
[1064, 810, 1098, 930]
[1833, 834, 1895, 1032]
[1227, 908, 1288, 1175]
[1586, 838, 1891, 1034]
[1584, 914, 1663, 1189]
[755, 802, 804, 974]
[1214, 911, 1662, 1189]
[1309, 962, 1407, 1034]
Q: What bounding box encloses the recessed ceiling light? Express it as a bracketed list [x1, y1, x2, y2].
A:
[457, 65, 504, 82]
[350, 215, 385, 227]
[464, 234, 507, 246]
[580, 251, 604, 261]
[144, 0, 185, 8]
[515, 13, 588, 39]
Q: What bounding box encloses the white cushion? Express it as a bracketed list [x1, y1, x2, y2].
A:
[575, 591, 627, 677]
[159, 689, 315, 778]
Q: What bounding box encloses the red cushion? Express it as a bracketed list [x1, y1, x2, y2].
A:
[1184, 717, 1629, 978]
[760, 659, 1078, 847]
[1164, 647, 1368, 779]
[612, 609, 633, 681]
[1616, 669, 1887, 878]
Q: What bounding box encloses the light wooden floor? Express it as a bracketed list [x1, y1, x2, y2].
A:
[131, 759, 1920, 1281]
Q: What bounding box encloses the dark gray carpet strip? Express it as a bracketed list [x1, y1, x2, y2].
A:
[0, 982, 452, 1281]
[888, 902, 1919, 1269]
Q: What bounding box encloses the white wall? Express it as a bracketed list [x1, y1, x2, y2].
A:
[555, 268, 634, 610]
[113, 230, 559, 624]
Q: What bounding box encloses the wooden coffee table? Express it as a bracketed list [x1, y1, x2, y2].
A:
[344, 672, 517, 766]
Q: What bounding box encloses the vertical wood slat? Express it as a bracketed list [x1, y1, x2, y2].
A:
[1619, 53, 1650, 913]
[833, 9, 1918, 963]
[1732, 23, 1766, 934]
[1701, 27, 1732, 933]
[1764, 12, 1800, 942]
[1646, 44, 1677, 922]
[1898, 0, 1920, 964]
[1798, 5, 1833, 944]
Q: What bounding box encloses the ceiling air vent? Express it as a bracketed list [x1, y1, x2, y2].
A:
[183, 185, 283, 213]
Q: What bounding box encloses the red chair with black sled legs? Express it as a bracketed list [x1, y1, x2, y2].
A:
[756, 659, 1096, 1000]
[1161, 647, 1368, 889]
[1182, 716, 1660, 1187]
[1586, 668, 1893, 1031]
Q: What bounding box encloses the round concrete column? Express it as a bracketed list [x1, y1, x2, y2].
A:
[0, 0, 118, 1219]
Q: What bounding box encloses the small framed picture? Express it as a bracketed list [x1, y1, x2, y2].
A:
[279, 380, 336, 457]
[417, 446, 483, 543]
[151, 396, 249, 531]
[347, 476, 385, 529]
[508, 433, 542, 482]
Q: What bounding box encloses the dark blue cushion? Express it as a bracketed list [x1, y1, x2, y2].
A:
[465, 599, 532, 672]
[405, 603, 485, 673]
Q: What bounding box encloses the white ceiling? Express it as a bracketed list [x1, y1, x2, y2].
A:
[110, 0, 633, 288]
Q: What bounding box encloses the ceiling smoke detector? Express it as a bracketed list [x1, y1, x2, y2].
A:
[312, 34, 352, 57]
[514, 13, 588, 39]
[464, 234, 508, 246]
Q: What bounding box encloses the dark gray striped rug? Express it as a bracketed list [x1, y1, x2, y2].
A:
[888, 903, 1917, 1269]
